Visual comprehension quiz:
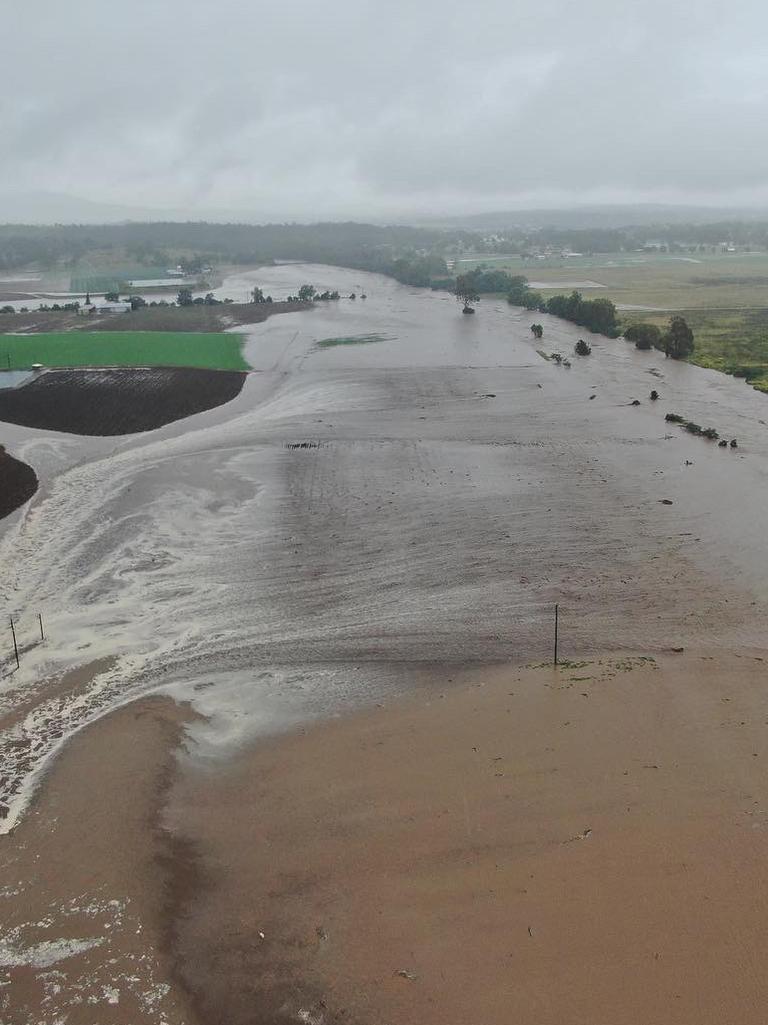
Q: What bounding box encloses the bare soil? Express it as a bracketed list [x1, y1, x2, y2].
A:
[0, 300, 309, 335]
[0, 445, 37, 519]
[0, 367, 246, 435]
[79, 301, 310, 333]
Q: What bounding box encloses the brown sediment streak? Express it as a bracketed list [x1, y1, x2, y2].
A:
[0, 444, 37, 518]
[154, 790, 210, 1025]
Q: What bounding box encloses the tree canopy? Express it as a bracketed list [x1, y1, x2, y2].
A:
[663, 316, 695, 359]
[455, 274, 480, 310]
[624, 323, 661, 350]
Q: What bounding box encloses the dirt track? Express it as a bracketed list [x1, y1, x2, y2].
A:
[0, 367, 246, 436]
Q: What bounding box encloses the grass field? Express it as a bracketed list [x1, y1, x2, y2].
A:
[621, 309, 768, 392]
[0, 332, 249, 371]
[456, 251, 768, 310]
[455, 250, 768, 394]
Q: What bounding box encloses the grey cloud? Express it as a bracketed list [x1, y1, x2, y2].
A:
[2, 0, 768, 219]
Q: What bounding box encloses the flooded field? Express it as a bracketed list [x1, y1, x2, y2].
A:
[2, 264, 768, 830]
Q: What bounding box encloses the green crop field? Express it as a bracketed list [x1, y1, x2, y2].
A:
[0, 332, 249, 372]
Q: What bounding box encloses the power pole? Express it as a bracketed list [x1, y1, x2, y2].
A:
[10, 616, 19, 669]
[553, 603, 559, 666]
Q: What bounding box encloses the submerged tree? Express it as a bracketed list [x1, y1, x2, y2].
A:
[575, 338, 592, 356]
[455, 274, 480, 314]
[251, 286, 266, 303]
[298, 284, 317, 301]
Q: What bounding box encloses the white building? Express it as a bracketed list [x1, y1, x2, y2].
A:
[78, 301, 132, 315]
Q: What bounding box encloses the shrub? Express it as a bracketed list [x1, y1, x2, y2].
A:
[575, 339, 592, 356]
[665, 412, 685, 423]
[624, 323, 661, 350]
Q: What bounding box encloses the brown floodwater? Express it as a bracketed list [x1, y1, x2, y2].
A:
[1, 263, 768, 830]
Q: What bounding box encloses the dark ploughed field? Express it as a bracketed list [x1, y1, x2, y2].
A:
[0, 446, 38, 519]
[0, 367, 246, 436]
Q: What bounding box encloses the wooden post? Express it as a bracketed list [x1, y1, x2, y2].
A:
[38, 613, 44, 641]
[554, 603, 559, 666]
[10, 616, 19, 669]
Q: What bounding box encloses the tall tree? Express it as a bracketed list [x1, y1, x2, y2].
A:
[664, 316, 694, 359]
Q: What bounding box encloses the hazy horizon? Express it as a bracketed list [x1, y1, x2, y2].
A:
[4, 0, 768, 223]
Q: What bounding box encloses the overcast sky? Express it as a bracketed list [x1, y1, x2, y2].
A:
[2, 0, 768, 220]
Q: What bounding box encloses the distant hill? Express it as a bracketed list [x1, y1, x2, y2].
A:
[421, 205, 768, 231]
[0, 191, 170, 225]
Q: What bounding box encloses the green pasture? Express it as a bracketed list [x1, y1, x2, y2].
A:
[457, 251, 768, 311]
[0, 331, 249, 372]
[621, 309, 768, 393]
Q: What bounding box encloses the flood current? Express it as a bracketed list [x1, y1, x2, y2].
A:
[2, 263, 768, 830]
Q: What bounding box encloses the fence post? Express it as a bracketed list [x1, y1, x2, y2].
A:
[10, 616, 19, 669]
[554, 603, 559, 666]
[38, 613, 44, 642]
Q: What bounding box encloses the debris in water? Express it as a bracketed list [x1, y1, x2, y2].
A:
[563, 827, 593, 844]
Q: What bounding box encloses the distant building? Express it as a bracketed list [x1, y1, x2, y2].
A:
[78, 301, 132, 315]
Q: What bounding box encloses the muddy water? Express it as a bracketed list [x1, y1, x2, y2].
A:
[1, 264, 768, 829]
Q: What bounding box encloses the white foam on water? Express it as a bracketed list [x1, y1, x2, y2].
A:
[0, 935, 104, 969]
